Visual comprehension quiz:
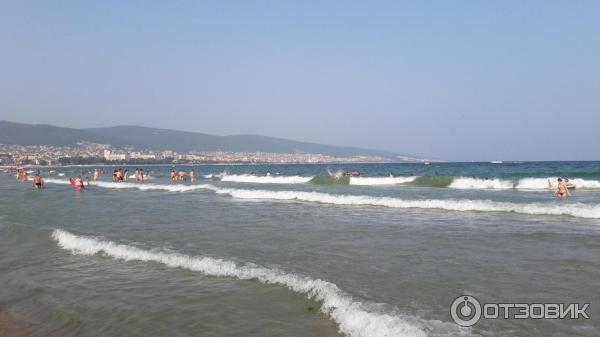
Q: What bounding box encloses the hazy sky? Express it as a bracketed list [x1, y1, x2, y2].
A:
[1, 1, 598, 161]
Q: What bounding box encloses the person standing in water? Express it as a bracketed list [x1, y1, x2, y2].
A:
[189, 169, 195, 182]
[93, 169, 99, 182]
[33, 172, 44, 189]
[555, 178, 571, 198]
[124, 169, 129, 182]
[74, 176, 84, 190]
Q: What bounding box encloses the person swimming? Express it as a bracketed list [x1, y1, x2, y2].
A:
[555, 178, 571, 198]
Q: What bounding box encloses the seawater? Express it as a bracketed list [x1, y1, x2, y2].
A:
[1, 162, 599, 337]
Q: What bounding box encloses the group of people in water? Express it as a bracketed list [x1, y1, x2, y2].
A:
[170, 169, 195, 182]
[6, 166, 577, 198]
[110, 168, 150, 183]
[13, 169, 45, 189]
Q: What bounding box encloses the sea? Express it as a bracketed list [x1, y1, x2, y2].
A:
[1, 161, 599, 337]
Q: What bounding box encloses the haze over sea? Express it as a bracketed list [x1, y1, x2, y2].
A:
[1, 161, 599, 337]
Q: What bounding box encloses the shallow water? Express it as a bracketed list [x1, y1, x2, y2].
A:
[1, 162, 599, 336]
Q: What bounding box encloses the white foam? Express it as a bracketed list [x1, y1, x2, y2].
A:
[44, 178, 71, 185]
[204, 171, 228, 179]
[570, 178, 600, 189]
[515, 178, 555, 190]
[128, 174, 153, 180]
[213, 188, 600, 219]
[44, 179, 600, 218]
[51, 229, 473, 337]
[93, 181, 212, 192]
[221, 175, 314, 184]
[449, 177, 514, 190]
[349, 176, 418, 185]
[516, 177, 600, 190]
[44, 178, 211, 193]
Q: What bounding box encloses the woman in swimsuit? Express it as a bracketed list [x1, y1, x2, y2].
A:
[75, 176, 84, 190]
[555, 178, 571, 198]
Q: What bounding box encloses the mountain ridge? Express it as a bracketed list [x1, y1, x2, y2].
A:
[0, 121, 411, 159]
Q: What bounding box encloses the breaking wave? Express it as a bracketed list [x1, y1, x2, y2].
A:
[515, 178, 600, 190]
[51, 229, 472, 337]
[448, 177, 514, 190]
[213, 188, 600, 219]
[220, 175, 314, 184]
[44, 178, 212, 193]
[208, 174, 417, 186]
[309, 176, 417, 186]
[309, 176, 351, 185]
[43, 179, 600, 218]
[349, 176, 418, 185]
[409, 176, 454, 188]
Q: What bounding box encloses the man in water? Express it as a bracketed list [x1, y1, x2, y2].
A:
[555, 178, 571, 198]
[189, 169, 195, 182]
[33, 172, 44, 189]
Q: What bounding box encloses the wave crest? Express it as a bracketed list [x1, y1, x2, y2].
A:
[449, 177, 514, 190]
[44, 178, 212, 193]
[349, 176, 418, 185]
[220, 175, 314, 184]
[213, 188, 600, 219]
[51, 229, 473, 337]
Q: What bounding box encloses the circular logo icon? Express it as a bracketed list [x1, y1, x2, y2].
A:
[451, 295, 482, 327]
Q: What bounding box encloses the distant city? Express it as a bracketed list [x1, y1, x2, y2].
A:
[0, 142, 396, 166]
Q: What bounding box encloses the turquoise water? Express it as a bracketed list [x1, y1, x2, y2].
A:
[1, 162, 599, 337]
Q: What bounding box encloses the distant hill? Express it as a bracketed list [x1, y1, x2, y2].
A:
[0, 121, 405, 159]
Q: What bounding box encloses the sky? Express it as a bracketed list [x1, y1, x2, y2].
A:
[0, 1, 598, 161]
